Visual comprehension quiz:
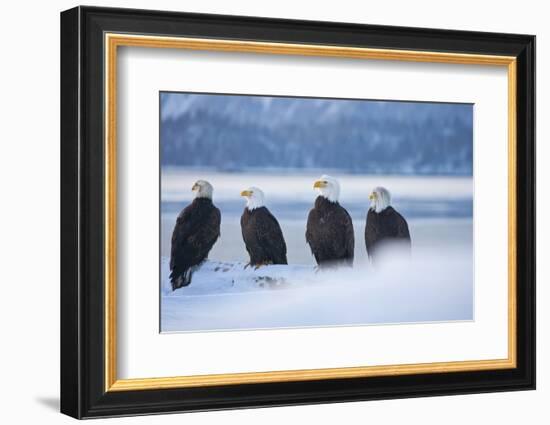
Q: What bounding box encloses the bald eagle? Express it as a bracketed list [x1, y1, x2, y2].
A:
[170, 180, 221, 289]
[365, 186, 411, 262]
[240, 187, 287, 268]
[306, 175, 354, 267]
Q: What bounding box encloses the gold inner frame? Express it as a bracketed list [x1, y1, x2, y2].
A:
[104, 33, 517, 392]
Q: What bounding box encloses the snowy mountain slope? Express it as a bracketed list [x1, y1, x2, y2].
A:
[160, 93, 473, 175]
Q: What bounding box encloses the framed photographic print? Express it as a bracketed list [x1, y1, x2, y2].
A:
[60, 6, 535, 419]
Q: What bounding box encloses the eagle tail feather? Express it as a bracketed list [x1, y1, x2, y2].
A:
[170, 267, 193, 290]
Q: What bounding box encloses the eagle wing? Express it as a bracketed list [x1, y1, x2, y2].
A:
[306, 204, 354, 264]
[365, 209, 380, 258]
[305, 208, 320, 262]
[340, 207, 355, 262]
[365, 207, 411, 260]
[394, 209, 411, 247]
[255, 209, 287, 264]
[170, 204, 221, 275]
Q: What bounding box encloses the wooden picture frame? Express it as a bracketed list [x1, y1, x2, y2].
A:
[60, 5, 535, 419]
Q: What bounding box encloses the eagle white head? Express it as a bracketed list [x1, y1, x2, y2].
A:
[369, 186, 391, 213]
[313, 175, 340, 203]
[240, 187, 265, 211]
[192, 180, 213, 199]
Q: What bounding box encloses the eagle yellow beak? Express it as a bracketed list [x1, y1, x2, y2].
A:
[313, 180, 327, 189]
[369, 193, 377, 200]
[240, 190, 252, 197]
[192, 183, 199, 191]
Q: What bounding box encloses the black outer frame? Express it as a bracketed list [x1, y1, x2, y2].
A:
[60, 5, 535, 419]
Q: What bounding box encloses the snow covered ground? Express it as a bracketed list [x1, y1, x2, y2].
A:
[161, 249, 473, 333]
[160, 170, 474, 333]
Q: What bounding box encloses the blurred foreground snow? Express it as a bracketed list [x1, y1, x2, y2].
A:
[161, 247, 473, 333]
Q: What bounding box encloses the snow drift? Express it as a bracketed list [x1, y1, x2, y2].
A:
[160, 247, 473, 333]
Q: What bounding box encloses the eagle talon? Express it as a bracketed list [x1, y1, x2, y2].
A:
[254, 261, 273, 270]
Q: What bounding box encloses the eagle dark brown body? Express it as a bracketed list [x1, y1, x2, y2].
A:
[365, 206, 411, 262]
[306, 196, 355, 267]
[169, 197, 221, 289]
[241, 206, 287, 266]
